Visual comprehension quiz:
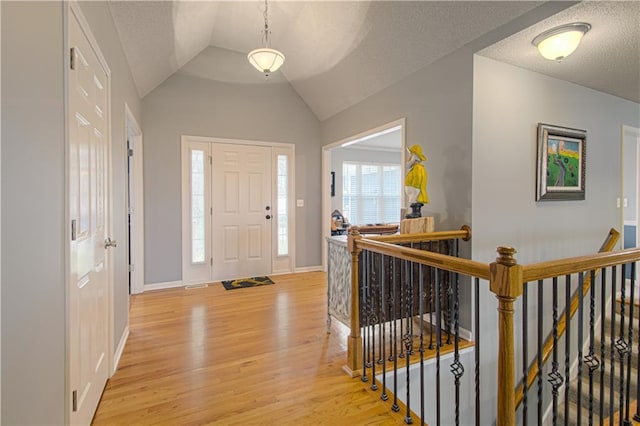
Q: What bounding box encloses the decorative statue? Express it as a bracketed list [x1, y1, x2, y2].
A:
[404, 144, 429, 218]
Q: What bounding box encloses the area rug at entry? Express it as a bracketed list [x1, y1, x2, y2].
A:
[221, 276, 275, 290]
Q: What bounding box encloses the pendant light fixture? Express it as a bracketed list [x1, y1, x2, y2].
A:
[247, 0, 285, 76]
[532, 22, 591, 61]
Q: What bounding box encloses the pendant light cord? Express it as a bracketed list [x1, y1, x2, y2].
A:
[263, 0, 271, 48]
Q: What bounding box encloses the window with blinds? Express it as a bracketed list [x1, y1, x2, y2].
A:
[342, 161, 401, 225]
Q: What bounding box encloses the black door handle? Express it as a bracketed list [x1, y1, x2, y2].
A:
[266, 215, 271, 220]
[266, 206, 271, 211]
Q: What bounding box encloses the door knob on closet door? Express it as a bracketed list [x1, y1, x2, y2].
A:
[265, 206, 271, 211]
[266, 215, 272, 220]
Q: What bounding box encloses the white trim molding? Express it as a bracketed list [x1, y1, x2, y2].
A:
[294, 265, 324, 273]
[112, 326, 129, 376]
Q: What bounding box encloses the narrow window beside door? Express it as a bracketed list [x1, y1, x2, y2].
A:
[277, 154, 288, 256]
[191, 150, 206, 263]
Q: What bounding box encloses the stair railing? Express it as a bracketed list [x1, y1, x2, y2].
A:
[344, 226, 640, 425]
[514, 228, 620, 409]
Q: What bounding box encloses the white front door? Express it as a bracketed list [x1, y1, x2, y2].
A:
[68, 8, 111, 425]
[211, 143, 272, 281]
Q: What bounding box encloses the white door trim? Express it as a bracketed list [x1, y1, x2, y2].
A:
[125, 103, 144, 294]
[180, 135, 296, 282]
[66, 1, 114, 422]
[320, 118, 406, 270]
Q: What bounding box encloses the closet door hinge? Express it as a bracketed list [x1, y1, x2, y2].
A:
[72, 390, 78, 412]
[128, 148, 134, 157]
[209, 155, 212, 165]
[70, 48, 77, 70]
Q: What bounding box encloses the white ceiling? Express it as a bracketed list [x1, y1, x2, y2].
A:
[108, 1, 639, 122]
[479, 1, 640, 105]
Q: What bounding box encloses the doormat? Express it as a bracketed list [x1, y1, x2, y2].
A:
[221, 276, 275, 290]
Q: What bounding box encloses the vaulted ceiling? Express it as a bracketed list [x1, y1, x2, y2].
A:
[108, 1, 640, 122]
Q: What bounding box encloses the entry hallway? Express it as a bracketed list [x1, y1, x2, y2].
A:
[93, 272, 404, 425]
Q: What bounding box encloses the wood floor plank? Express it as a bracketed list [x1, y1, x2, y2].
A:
[92, 272, 407, 425]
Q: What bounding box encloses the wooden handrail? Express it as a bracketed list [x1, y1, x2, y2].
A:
[514, 228, 621, 409]
[365, 225, 472, 244]
[354, 235, 490, 280]
[521, 229, 625, 281]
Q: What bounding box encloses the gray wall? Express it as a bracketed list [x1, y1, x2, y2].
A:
[2, 2, 66, 424]
[330, 147, 402, 214]
[472, 55, 640, 423]
[624, 134, 637, 223]
[78, 0, 142, 366]
[142, 73, 322, 284]
[1, 2, 141, 423]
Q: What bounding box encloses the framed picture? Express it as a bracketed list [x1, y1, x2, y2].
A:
[536, 123, 586, 201]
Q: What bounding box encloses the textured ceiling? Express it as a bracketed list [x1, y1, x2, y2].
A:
[479, 1, 640, 105]
[108, 1, 639, 122]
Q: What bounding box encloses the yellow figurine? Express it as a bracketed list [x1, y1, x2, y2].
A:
[404, 144, 429, 216]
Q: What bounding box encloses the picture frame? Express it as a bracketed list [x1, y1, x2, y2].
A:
[330, 171, 335, 197]
[536, 123, 586, 201]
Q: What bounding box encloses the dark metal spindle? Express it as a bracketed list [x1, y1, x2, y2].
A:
[577, 272, 584, 426]
[451, 270, 463, 426]
[586, 270, 599, 426]
[616, 265, 629, 425]
[380, 255, 388, 401]
[549, 277, 562, 425]
[537, 280, 543, 426]
[361, 250, 369, 383]
[565, 274, 571, 425]
[475, 277, 480, 426]
[435, 268, 442, 426]
[600, 268, 607, 426]
[429, 241, 434, 350]
[392, 258, 400, 412]
[634, 265, 640, 423]
[610, 266, 617, 423]
[419, 264, 425, 424]
[624, 262, 635, 425]
[522, 282, 528, 426]
[370, 253, 378, 392]
[404, 259, 414, 425]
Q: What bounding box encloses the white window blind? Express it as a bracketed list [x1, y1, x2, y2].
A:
[342, 161, 401, 225]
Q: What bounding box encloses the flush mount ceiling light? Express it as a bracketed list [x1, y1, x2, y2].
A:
[247, 0, 285, 76]
[532, 22, 591, 61]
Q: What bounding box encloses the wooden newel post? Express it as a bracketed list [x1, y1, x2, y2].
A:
[344, 227, 363, 378]
[489, 246, 523, 426]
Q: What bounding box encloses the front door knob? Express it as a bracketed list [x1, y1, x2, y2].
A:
[266, 215, 271, 220]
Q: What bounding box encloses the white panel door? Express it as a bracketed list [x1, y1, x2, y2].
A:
[69, 10, 111, 425]
[212, 144, 272, 281]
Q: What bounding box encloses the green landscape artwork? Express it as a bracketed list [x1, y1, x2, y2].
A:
[546, 138, 580, 188]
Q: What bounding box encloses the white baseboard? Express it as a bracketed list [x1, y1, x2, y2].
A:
[112, 325, 129, 376]
[143, 280, 185, 292]
[294, 265, 323, 273]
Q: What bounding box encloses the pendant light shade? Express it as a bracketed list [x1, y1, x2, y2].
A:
[248, 47, 285, 75]
[248, 0, 285, 76]
[532, 23, 591, 61]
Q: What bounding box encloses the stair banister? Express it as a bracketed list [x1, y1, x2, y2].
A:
[514, 228, 620, 409]
[344, 227, 363, 377]
[490, 246, 524, 426]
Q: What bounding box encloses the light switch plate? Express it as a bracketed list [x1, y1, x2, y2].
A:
[296, 199, 304, 207]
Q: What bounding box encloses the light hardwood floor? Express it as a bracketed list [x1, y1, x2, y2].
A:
[92, 272, 407, 425]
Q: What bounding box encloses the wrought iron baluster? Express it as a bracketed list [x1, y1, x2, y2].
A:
[600, 268, 607, 426]
[585, 270, 599, 426]
[404, 259, 414, 425]
[615, 265, 629, 423]
[370, 252, 378, 392]
[450, 269, 463, 426]
[634, 263, 640, 423]
[564, 274, 571, 425]
[522, 282, 528, 426]
[537, 280, 543, 426]
[429, 241, 434, 350]
[392, 257, 400, 412]
[577, 272, 584, 426]
[380, 254, 388, 402]
[361, 250, 370, 383]
[610, 266, 617, 422]
[435, 267, 442, 426]
[419, 263, 425, 423]
[624, 262, 635, 425]
[548, 277, 563, 425]
[475, 277, 480, 426]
